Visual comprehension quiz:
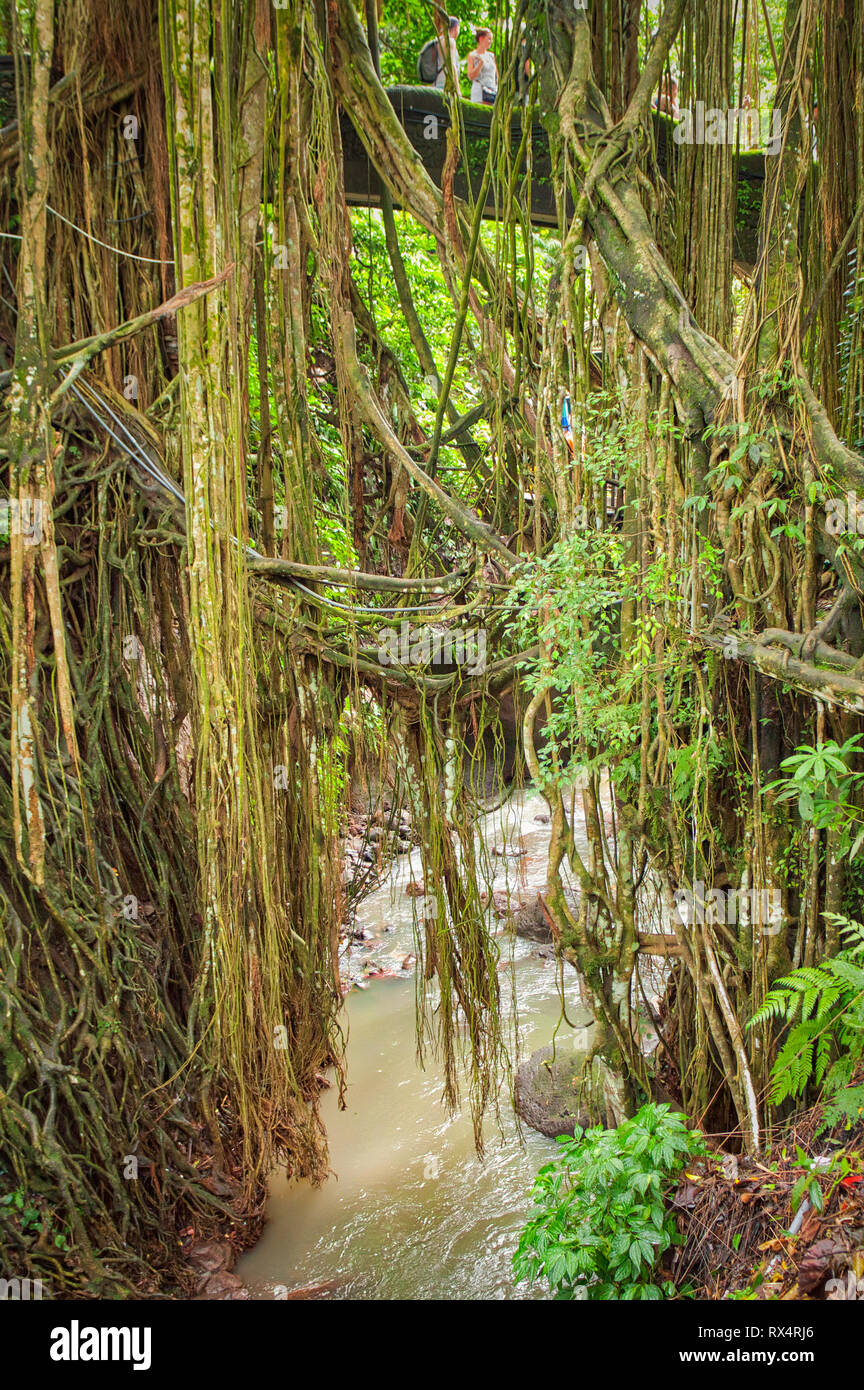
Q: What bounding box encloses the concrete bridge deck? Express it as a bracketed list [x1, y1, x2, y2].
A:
[341, 87, 766, 266]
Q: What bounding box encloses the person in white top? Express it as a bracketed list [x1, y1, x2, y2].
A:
[467, 27, 498, 104]
[434, 16, 461, 90]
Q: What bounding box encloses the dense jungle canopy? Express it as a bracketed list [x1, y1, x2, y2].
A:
[2, 0, 864, 1300]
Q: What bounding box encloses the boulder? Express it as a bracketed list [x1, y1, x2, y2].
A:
[194, 1271, 247, 1300]
[515, 1014, 598, 1138]
[507, 889, 580, 943]
[187, 1238, 233, 1273]
[508, 892, 554, 942]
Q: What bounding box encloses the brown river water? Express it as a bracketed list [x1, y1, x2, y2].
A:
[236, 788, 594, 1300]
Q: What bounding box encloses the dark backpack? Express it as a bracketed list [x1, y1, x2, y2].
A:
[417, 38, 442, 84]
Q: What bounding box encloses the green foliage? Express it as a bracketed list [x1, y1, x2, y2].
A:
[667, 735, 729, 808]
[766, 736, 864, 858]
[702, 420, 771, 497]
[377, 0, 440, 87]
[748, 916, 864, 1124]
[376, 1, 507, 89]
[785, 1144, 863, 1218]
[788, 1148, 826, 1216]
[501, 395, 671, 776]
[350, 207, 472, 422]
[503, 392, 727, 794]
[513, 1103, 706, 1300]
[503, 524, 640, 774]
[0, 1186, 69, 1250]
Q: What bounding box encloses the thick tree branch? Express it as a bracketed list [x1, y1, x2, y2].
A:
[248, 556, 468, 593]
[697, 629, 864, 714]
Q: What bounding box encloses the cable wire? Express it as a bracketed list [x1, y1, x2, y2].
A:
[46, 204, 173, 265]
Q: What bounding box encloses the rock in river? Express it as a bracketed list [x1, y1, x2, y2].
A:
[509, 893, 553, 942]
[514, 1012, 598, 1138]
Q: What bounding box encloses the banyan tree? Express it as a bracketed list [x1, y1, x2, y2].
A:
[1, 0, 863, 1294]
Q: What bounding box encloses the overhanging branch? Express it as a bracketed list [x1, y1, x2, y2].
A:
[696, 629, 864, 714]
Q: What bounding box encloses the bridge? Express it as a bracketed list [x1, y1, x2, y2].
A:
[341, 87, 766, 267]
[0, 63, 767, 267]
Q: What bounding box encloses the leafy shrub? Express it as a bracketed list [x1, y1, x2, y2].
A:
[513, 1103, 706, 1299]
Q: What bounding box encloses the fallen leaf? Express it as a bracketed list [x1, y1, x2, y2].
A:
[796, 1238, 843, 1294]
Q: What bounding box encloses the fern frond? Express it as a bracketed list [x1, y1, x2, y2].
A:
[818, 1084, 864, 1135]
[771, 1022, 819, 1102]
[749, 991, 796, 1028]
[827, 959, 864, 993]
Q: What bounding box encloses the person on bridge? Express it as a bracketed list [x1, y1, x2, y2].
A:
[467, 28, 498, 105]
[433, 16, 461, 90]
